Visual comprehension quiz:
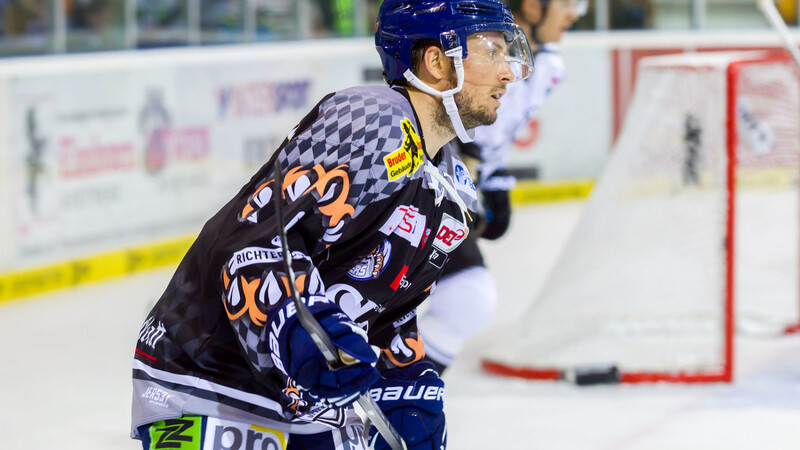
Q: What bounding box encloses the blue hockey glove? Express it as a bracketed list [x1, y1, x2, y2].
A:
[367, 361, 446, 450]
[267, 295, 380, 408]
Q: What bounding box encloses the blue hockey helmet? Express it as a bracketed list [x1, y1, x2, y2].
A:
[375, 0, 534, 143]
[376, 0, 524, 83]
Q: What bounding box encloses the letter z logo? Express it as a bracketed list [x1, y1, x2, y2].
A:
[154, 419, 196, 449]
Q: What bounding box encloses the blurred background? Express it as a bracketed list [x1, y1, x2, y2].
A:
[0, 0, 798, 55]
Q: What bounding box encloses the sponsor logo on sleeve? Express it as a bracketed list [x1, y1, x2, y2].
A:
[384, 118, 424, 181]
[454, 162, 476, 192]
[432, 213, 467, 253]
[379, 205, 426, 248]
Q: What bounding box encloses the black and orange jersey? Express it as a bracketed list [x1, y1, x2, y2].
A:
[131, 86, 477, 437]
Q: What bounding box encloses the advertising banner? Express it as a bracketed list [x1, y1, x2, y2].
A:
[6, 43, 375, 269]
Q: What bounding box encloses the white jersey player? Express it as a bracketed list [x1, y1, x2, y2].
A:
[419, 0, 586, 371]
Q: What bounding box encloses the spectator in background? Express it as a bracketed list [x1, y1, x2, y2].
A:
[200, 0, 241, 33]
[254, 0, 295, 40]
[68, 0, 118, 33]
[366, 0, 383, 30]
[308, 0, 352, 37]
[65, 0, 124, 50]
[1, 0, 49, 36]
[610, 0, 651, 29]
[136, 0, 186, 48]
[138, 0, 185, 32]
[331, 0, 355, 36]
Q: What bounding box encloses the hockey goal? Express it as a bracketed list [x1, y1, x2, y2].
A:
[482, 51, 800, 383]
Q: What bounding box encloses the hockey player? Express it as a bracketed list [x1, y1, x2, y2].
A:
[418, 0, 585, 372]
[131, 1, 533, 449]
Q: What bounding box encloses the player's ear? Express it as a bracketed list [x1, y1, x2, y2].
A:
[421, 46, 452, 85]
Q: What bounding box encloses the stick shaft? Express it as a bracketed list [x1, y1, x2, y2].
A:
[271, 159, 407, 450]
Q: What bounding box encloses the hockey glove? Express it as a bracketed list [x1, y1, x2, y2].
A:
[479, 169, 515, 240]
[367, 361, 446, 450]
[267, 295, 380, 408]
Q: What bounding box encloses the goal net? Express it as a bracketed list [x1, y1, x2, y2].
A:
[482, 51, 800, 383]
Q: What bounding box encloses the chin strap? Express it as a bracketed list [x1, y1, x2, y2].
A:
[403, 47, 475, 143]
[423, 162, 472, 230]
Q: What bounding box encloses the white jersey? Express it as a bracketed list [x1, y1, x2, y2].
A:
[418, 48, 567, 373]
[473, 44, 566, 188]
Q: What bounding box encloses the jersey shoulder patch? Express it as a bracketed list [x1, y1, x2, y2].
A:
[383, 117, 424, 181]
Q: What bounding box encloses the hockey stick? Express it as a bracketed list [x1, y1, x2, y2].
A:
[271, 159, 407, 450]
[758, 0, 800, 70]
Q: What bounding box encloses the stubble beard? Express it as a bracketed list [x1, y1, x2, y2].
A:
[432, 87, 498, 137]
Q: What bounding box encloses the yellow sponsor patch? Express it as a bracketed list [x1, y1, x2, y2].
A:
[384, 118, 424, 181]
[250, 424, 288, 448]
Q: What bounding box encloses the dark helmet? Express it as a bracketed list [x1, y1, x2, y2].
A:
[375, 0, 533, 143]
[375, 0, 518, 84]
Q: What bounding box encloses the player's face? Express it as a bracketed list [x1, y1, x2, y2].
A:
[519, 0, 544, 25]
[457, 31, 515, 127]
[536, 0, 581, 43]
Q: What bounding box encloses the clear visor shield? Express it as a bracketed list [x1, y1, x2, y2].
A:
[505, 24, 535, 82]
[467, 25, 534, 83]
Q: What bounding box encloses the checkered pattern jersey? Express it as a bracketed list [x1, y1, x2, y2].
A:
[131, 85, 478, 437]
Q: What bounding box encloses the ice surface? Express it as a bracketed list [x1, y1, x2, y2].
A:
[1, 202, 798, 449]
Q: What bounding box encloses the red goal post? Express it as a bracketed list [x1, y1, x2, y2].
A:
[482, 51, 800, 384]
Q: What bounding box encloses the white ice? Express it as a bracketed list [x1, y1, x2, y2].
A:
[1, 201, 799, 449]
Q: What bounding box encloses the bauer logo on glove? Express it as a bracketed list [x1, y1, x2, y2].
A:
[368, 361, 447, 450]
[265, 295, 380, 408]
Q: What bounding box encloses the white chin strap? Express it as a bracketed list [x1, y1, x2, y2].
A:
[403, 47, 475, 143]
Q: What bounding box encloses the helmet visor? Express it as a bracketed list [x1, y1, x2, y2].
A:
[466, 25, 534, 83]
[505, 24, 535, 82]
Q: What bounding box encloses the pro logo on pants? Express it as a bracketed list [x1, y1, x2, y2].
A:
[204, 417, 287, 450]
